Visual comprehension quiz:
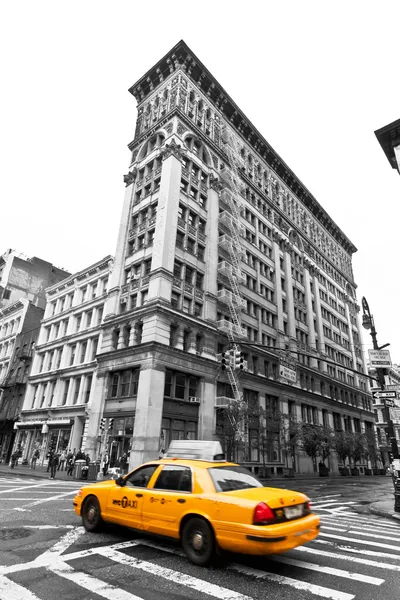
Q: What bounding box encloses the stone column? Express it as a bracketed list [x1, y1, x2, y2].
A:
[198, 378, 216, 440]
[303, 262, 318, 369]
[204, 175, 220, 323]
[129, 363, 166, 468]
[70, 416, 85, 454]
[272, 232, 284, 345]
[104, 169, 137, 320]
[147, 139, 185, 305]
[312, 269, 327, 374]
[84, 372, 106, 460]
[345, 297, 359, 385]
[282, 241, 297, 353]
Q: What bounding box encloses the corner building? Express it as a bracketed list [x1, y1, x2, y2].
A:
[97, 40, 374, 473]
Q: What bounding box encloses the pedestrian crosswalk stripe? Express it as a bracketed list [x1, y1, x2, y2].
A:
[321, 517, 400, 534]
[228, 563, 354, 600]
[315, 538, 400, 560]
[295, 545, 400, 571]
[48, 561, 144, 600]
[268, 555, 384, 584]
[320, 532, 400, 551]
[97, 546, 253, 600]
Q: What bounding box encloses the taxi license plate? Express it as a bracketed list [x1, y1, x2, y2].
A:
[284, 505, 303, 519]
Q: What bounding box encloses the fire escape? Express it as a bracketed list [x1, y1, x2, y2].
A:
[215, 125, 247, 412]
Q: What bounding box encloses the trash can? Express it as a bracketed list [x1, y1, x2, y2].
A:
[394, 477, 400, 513]
[87, 462, 99, 481]
[73, 459, 87, 480]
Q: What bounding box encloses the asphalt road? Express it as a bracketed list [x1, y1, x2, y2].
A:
[0, 474, 399, 600]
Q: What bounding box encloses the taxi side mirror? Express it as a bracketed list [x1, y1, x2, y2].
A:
[115, 476, 126, 487]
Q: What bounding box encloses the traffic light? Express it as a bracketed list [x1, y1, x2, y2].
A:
[234, 351, 244, 370]
[99, 418, 106, 433]
[108, 418, 114, 431]
[221, 351, 230, 371]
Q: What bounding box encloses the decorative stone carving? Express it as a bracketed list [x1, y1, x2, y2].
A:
[165, 122, 174, 134]
[160, 139, 187, 161]
[209, 174, 222, 192]
[177, 121, 188, 136]
[211, 153, 218, 169]
[123, 168, 137, 186]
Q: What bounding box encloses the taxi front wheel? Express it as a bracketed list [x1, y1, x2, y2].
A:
[82, 496, 103, 532]
[182, 517, 215, 566]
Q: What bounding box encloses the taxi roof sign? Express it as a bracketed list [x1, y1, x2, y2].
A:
[164, 440, 226, 462]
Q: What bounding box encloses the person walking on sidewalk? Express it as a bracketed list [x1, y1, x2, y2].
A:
[58, 450, 67, 471]
[30, 448, 40, 469]
[66, 450, 75, 476]
[49, 453, 59, 479]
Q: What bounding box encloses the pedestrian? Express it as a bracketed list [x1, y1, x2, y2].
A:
[49, 453, 59, 479]
[66, 451, 75, 476]
[46, 450, 54, 472]
[10, 451, 18, 468]
[58, 450, 67, 471]
[30, 448, 40, 469]
[75, 448, 85, 461]
[103, 452, 109, 476]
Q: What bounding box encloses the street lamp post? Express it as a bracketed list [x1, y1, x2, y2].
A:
[362, 297, 399, 461]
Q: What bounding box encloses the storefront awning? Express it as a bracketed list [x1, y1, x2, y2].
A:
[47, 419, 73, 427]
[14, 421, 47, 428]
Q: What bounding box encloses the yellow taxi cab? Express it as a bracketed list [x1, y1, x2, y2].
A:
[73, 440, 320, 566]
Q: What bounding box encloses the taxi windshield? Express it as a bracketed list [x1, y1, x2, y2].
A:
[208, 465, 263, 492]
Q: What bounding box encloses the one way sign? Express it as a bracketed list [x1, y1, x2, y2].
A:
[372, 390, 397, 400]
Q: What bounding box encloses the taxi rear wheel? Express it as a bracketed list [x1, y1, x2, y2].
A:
[182, 517, 215, 566]
[82, 496, 103, 532]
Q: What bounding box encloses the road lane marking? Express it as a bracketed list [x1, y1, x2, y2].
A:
[97, 546, 253, 600]
[0, 575, 42, 599]
[24, 525, 74, 530]
[0, 482, 55, 495]
[314, 538, 400, 560]
[48, 561, 145, 600]
[228, 563, 354, 600]
[320, 532, 400, 551]
[321, 517, 400, 533]
[23, 490, 77, 507]
[347, 529, 400, 541]
[270, 554, 384, 584]
[295, 545, 400, 571]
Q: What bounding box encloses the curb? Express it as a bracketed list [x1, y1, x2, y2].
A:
[369, 505, 400, 522]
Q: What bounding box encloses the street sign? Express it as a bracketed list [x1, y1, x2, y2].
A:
[371, 390, 397, 400]
[279, 364, 297, 382]
[368, 349, 392, 368]
[279, 353, 297, 383]
[384, 399, 395, 407]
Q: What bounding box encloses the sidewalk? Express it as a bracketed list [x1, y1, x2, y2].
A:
[1, 463, 399, 522]
[0, 462, 98, 483]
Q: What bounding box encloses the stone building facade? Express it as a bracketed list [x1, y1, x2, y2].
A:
[15, 256, 112, 466]
[89, 41, 375, 474]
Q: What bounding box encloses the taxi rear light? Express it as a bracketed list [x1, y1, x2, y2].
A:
[253, 502, 275, 525]
[307, 501, 311, 511]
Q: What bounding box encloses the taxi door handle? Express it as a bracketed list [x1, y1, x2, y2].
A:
[136, 493, 143, 498]
[177, 499, 186, 504]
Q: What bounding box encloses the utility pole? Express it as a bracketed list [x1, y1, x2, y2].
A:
[362, 297, 399, 461]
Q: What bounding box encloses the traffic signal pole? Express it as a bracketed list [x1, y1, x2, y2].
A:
[362, 297, 399, 461]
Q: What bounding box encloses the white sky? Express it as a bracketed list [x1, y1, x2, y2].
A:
[1, 1, 399, 362]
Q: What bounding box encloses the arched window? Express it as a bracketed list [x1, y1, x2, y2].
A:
[184, 136, 209, 165]
[138, 133, 165, 160]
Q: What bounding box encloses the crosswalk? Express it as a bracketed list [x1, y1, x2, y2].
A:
[0, 509, 399, 599]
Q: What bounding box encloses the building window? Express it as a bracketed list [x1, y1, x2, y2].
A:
[164, 370, 199, 402]
[70, 345, 76, 366]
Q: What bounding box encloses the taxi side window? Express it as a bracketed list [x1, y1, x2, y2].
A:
[153, 465, 192, 492]
[125, 465, 158, 488]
